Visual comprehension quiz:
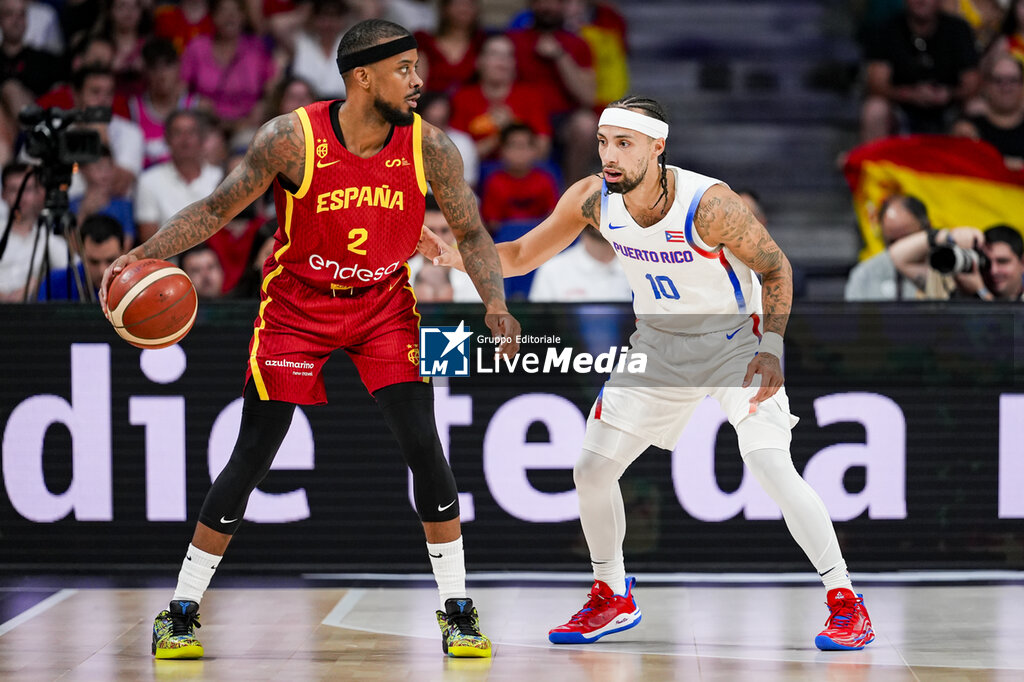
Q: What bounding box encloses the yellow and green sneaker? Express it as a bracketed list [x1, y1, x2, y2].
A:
[436, 598, 492, 658]
[152, 600, 203, 659]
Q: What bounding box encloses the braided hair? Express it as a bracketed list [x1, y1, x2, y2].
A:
[606, 96, 670, 210]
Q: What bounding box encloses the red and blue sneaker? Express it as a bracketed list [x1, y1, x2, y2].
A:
[548, 577, 642, 644]
[815, 588, 875, 651]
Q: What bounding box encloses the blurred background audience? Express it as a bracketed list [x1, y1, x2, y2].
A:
[0, 0, 1019, 307]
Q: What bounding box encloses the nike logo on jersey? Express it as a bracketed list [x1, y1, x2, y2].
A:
[608, 223, 628, 230]
[437, 499, 456, 512]
[220, 516, 238, 524]
[316, 159, 341, 168]
[725, 326, 743, 340]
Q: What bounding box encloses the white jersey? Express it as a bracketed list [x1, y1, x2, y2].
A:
[598, 166, 762, 335]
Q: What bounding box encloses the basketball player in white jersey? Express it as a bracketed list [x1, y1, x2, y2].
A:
[420, 95, 874, 651]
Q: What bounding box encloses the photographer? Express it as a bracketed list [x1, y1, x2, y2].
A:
[890, 222, 1024, 301]
[845, 194, 930, 301]
[957, 225, 1024, 302]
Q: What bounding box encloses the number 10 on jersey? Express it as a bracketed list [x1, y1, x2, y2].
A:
[645, 273, 680, 300]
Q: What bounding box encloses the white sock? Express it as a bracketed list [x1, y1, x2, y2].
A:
[171, 544, 221, 605]
[427, 536, 466, 610]
[819, 559, 855, 594]
[592, 558, 627, 597]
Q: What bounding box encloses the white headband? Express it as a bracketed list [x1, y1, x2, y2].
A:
[598, 107, 669, 140]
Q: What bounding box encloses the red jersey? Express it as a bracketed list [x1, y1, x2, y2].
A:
[413, 29, 487, 95]
[153, 6, 214, 54]
[507, 29, 593, 114]
[480, 167, 559, 226]
[449, 83, 552, 152]
[268, 100, 427, 293]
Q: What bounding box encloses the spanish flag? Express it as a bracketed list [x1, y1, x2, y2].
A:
[843, 135, 1024, 260]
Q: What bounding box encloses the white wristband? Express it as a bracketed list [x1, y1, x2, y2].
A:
[759, 331, 784, 359]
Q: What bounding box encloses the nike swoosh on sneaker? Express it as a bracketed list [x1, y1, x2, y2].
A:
[437, 499, 456, 512]
[220, 516, 238, 524]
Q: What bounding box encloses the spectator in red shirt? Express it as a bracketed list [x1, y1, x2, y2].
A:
[37, 35, 132, 120]
[509, 0, 629, 106]
[154, 0, 214, 54]
[450, 33, 552, 161]
[506, 0, 597, 182]
[414, 0, 487, 95]
[480, 123, 559, 233]
[206, 201, 262, 293]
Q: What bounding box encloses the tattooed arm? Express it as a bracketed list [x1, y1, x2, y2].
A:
[693, 183, 793, 337]
[99, 113, 305, 313]
[419, 175, 599, 277]
[421, 122, 508, 309]
[421, 121, 521, 357]
[693, 183, 793, 402]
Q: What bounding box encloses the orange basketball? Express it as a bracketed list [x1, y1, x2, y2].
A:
[107, 258, 198, 349]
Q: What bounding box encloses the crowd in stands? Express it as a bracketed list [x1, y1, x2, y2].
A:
[0, 0, 634, 304]
[3, 0, 1018, 308]
[847, 0, 1024, 302]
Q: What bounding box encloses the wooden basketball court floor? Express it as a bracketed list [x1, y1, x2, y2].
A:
[2, 575, 1023, 681]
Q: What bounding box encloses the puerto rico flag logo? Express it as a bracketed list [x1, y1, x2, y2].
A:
[665, 231, 686, 243]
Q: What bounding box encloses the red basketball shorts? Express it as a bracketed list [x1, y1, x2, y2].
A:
[245, 266, 424, 404]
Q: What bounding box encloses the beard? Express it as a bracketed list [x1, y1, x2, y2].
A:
[604, 164, 647, 195]
[373, 95, 416, 127]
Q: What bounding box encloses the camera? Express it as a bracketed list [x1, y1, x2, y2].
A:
[18, 104, 109, 166]
[929, 244, 990, 274]
[17, 105, 111, 211]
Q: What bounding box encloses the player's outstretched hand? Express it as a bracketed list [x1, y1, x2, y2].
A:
[417, 225, 465, 271]
[99, 252, 139, 318]
[485, 310, 521, 358]
[742, 352, 784, 405]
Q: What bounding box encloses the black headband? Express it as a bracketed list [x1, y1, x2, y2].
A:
[337, 35, 418, 74]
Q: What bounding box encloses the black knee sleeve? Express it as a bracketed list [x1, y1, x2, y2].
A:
[198, 381, 295, 534]
[374, 381, 459, 522]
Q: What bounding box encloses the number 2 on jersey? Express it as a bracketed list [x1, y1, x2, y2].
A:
[645, 273, 680, 300]
[348, 228, 367, 255]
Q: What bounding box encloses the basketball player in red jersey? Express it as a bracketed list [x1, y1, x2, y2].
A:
[99, 19, 520, 660]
